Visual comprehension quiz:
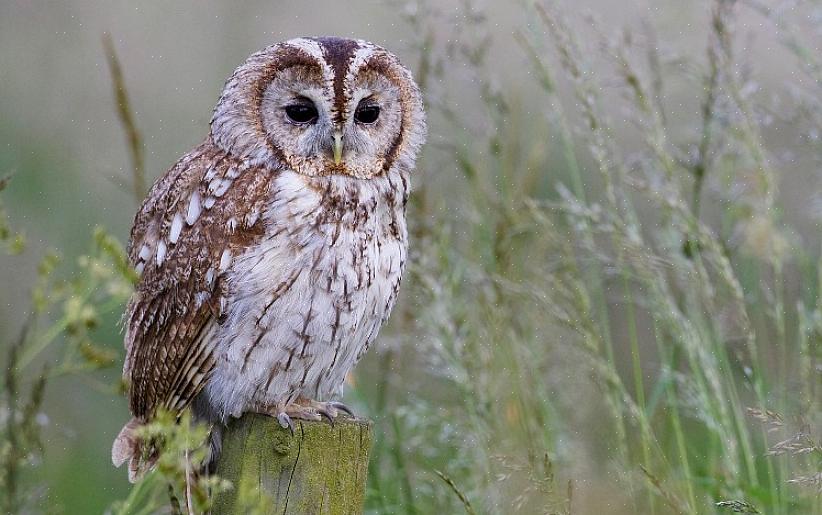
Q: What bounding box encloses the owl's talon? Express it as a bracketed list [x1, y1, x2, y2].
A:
[328, 401, 355, 417]
[316, 408, 335, 426]
[277, 412, 295, 436]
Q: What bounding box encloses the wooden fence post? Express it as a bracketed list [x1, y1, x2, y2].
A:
[211, 414, 372, 514]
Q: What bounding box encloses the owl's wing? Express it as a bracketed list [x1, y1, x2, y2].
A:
[124, 137, 273, 420]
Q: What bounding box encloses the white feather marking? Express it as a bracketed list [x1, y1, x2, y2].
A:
[135, 261, 144, 276]
[205, 267, 215, 286]
[285, 38, 333, 86]
[244, 210, 260, 227]
[209, 178, 232, 198]
[226, 166, 241, 179]
[284, 38, 325, 62]
[169, 213, 183, 244]
[138, 244, 151, 262]
[156, 240, 167, 266]
[204, 166, 218, 182]
[226, 217, 238, 233]
[186, 191, 201, 225]
[203, 196, 216, 210]
[219, 249, 232, 272]
[346, 44, 378, 83]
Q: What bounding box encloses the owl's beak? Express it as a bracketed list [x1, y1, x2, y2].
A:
[332, 131, 344, 165]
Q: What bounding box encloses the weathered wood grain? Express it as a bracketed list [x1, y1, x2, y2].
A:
[212, 414, 371, 514]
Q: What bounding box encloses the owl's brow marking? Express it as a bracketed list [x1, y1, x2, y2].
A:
[312, 37, 362, 124]
[281, 38, 325, 63]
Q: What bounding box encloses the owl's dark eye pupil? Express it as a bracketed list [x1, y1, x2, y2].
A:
[355, 104, 380, 124]
[285, 103, 318, 124]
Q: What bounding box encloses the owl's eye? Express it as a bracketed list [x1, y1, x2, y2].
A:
[354, 103, 380, 124]
[284, 102, 318, 124]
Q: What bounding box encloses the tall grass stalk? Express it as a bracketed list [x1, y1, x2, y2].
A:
[362, 0, 821, 513]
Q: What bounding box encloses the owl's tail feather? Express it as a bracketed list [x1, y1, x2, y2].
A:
[112, 417, 158, 483]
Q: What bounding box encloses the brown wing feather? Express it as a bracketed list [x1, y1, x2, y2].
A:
[123, 136, 274, 420]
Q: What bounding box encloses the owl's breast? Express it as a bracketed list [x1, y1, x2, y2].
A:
[202, 169, 408, 419]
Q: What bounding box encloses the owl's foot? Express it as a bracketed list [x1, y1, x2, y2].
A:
[307, 400, 355, 424]
[269, 399, 355, 436]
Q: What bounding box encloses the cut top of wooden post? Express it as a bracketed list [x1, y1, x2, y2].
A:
[212, 414, 372, 515]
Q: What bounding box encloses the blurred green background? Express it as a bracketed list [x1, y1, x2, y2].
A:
[1, 1, 819, 513]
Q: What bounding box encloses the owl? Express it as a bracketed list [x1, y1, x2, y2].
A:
[111, 37, 426, 481]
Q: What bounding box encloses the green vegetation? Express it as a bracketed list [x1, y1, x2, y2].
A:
[359, 1, 820, 513]
[0, 0, 819, 513]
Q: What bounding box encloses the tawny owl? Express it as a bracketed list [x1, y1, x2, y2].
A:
[111, 37, 425, 481]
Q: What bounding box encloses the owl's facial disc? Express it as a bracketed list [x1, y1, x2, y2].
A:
[212, 37, 425, 177]
[259, 59, 405, 179]
[237, 37, 425, 179]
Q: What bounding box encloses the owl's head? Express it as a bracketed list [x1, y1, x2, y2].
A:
[211, 37, 426, 179]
